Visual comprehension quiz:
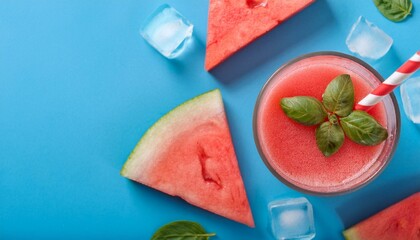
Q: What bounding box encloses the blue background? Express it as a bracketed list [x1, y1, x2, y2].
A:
[1, 0, 419, 239]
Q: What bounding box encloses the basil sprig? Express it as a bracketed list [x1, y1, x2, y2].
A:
[280, 74, 388, 157]
[373, 0, 413, 22]
[151, 221, 215, 240]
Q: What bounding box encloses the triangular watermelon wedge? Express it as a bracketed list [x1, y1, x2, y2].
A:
[205, 0, 315, 71]
[343, 192, 420, 240]
[121, 89, 254, 227]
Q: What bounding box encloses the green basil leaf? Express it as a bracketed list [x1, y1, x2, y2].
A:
[340, 110, 388, 146]
[322, 74, 354, 117]
[373, 0, 413, 22]
[316, 121, 345, 157]
[280, 96, 327, 126]
[151, 221, 216, 240]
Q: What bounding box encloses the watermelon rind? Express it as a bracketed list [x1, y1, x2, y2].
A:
[343, 228, 360, 240]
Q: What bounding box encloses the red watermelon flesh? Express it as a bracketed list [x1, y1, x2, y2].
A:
[343, 192, 420, 240]
[205, 0, 315, 71]
[120, 89, 254, 227]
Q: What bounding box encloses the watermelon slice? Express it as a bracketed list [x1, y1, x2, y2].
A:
[121, 89, 254, 227]
[343, 192, 420, 240]
[205, 0, 315, 71]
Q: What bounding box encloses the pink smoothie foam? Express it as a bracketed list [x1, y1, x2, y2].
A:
[256, 55, 388, 191]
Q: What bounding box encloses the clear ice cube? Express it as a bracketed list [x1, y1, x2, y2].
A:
[400, 77, 420, 124]
[346, 16, 393, 60]
[141, 4, 193, 59]
[268, 197, 315, 240]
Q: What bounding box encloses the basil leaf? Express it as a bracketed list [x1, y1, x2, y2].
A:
[151, 221, 216, 240]
[373, 0, 412, 22]
[281, 96, 327, 126]
[316, 121, 345, 157]
[322, 74, 354, 117]
[340, 110, 388, 146]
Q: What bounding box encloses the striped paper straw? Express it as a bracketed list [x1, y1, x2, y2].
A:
[355, 51, 420, 111]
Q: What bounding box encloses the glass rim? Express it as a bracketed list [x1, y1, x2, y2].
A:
[252, 51, 401, 196]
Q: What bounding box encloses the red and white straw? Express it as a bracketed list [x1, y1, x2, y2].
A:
[355, 51, 420, 111]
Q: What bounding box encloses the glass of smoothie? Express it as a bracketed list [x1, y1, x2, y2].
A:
[253, 52, 400, 195]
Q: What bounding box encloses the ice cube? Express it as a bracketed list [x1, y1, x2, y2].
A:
[268, 197, 315, 240]
[346, 16, 393, 60]
[141, 4, 193, 59]
[400, 77, 420, 124]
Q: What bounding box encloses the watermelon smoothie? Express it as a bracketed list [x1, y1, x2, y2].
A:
[254, 52, 400, 195]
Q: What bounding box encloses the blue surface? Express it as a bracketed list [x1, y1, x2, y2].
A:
[1, 1, 419, 239]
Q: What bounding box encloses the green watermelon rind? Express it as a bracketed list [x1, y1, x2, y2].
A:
[343, 228, 360, 240]
[120, 89, 222, 179]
